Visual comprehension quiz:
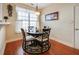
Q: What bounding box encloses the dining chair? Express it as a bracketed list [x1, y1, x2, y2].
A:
[36, 28, 51, 52]
[21, 28, 34, 51]
[42, 28, 51, 51]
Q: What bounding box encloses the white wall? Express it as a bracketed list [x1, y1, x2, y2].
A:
[0, 4, 6, 54]
[41, 4, 75, 47]
[75, 6, 79, 49]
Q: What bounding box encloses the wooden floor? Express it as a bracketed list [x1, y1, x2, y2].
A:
[4, 39, 79, 55]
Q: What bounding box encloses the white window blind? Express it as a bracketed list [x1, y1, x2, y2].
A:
[16, 6, 38, 33]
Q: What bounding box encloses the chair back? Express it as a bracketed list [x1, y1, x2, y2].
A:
[43, 28, 51, 35]
[21, 28, 26, 41]
[43, 28, 51, 39]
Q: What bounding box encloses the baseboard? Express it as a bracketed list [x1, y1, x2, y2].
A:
[6, 38, 22, 43]
[50, 37, 74, 48]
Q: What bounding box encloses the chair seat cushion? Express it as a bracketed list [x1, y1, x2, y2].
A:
[26, 36, 34, 40]
[36, 38, 48, 41]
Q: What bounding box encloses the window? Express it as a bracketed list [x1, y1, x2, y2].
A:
[16, 7, 38, 33]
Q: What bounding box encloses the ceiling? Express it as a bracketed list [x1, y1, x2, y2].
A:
[25, 3, 52, 9]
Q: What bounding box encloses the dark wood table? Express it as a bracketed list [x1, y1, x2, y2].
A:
[27, 31, 45, 38]
[27, 31, 44, 35]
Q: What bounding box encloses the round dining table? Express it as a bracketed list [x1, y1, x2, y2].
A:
[27, 31, 45, 38]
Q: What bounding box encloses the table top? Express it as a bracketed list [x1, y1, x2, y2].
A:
[27, 31, 44, 35]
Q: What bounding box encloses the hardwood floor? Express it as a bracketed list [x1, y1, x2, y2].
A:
[4, 39, 79, 55]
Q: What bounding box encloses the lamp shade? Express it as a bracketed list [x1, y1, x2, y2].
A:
[35, 11, 40, 15]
